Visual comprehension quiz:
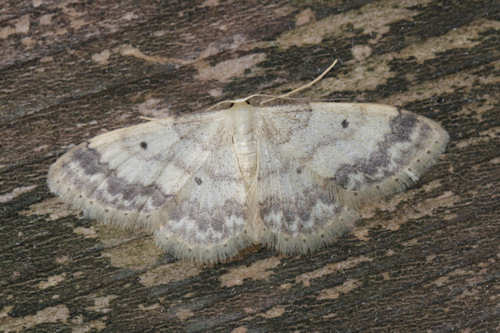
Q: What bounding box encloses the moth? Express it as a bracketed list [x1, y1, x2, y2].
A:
[48, 61, 449, 263]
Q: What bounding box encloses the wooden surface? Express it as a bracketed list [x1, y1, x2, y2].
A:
[1, 1, 499, 332]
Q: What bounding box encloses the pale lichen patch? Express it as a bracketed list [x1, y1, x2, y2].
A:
[74, 226, 97, 239]
[208, 88, 223, 97]
[38, 273, 66, 290]
[279, 282, 293, 290]
[39, 13, 54, 25]
[71, 319, 106, 333]
[456, 127, 500, 149]
[138, 303, 161, 311]
[0, 185, 36, 203]
[135, 96, 171, 118]
[200, 0, 219, 7]
[0, 305, 14, 321]
[385, 249, 396, 256]
[122, 12, 138, 21]
[352, 45, 373, 62]
[0, 14, 30, 39]
[21, 197, 80, 220]
[86, 295, 118, 314]
[0, 304, 70, 333]
[34, 143, 49, 151]
[296, 256, 372, 287]
[175, 307, 194, 321]
[117, 44, 187, 65]
[198, 34, 248, 59]
[387, 191, 459, 231]
[295, 8, 315, 26]
[317, 61, 393, 93]
[400, 19, 500, 62]
[139, 262, 201, 287]
[91, 50, 111, 65]
[352, 227, 370, 241]
[99, 228, 161, 270]
[277, 0, 425, 48]
[490, 157, 500, 165]
[317, 279, 361, 300]
[219, 257, 281, 287]
[360, 186, 457, 234]
[382, 72, 497, 109]
[259, 305, 285, 319]
[195, 53, 266, 82]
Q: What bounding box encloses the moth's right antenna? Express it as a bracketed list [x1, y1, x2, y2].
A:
[261, 59, 338, 105]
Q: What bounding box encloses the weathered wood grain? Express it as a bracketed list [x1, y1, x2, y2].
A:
[1, 0, 498, 332]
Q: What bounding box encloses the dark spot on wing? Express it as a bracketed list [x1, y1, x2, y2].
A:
[140, 141, 148, 150]
[341, 119, 349, 128]
[195, 177, 203, 185]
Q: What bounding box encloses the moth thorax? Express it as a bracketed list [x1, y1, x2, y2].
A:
[230, 103, 258, 181]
